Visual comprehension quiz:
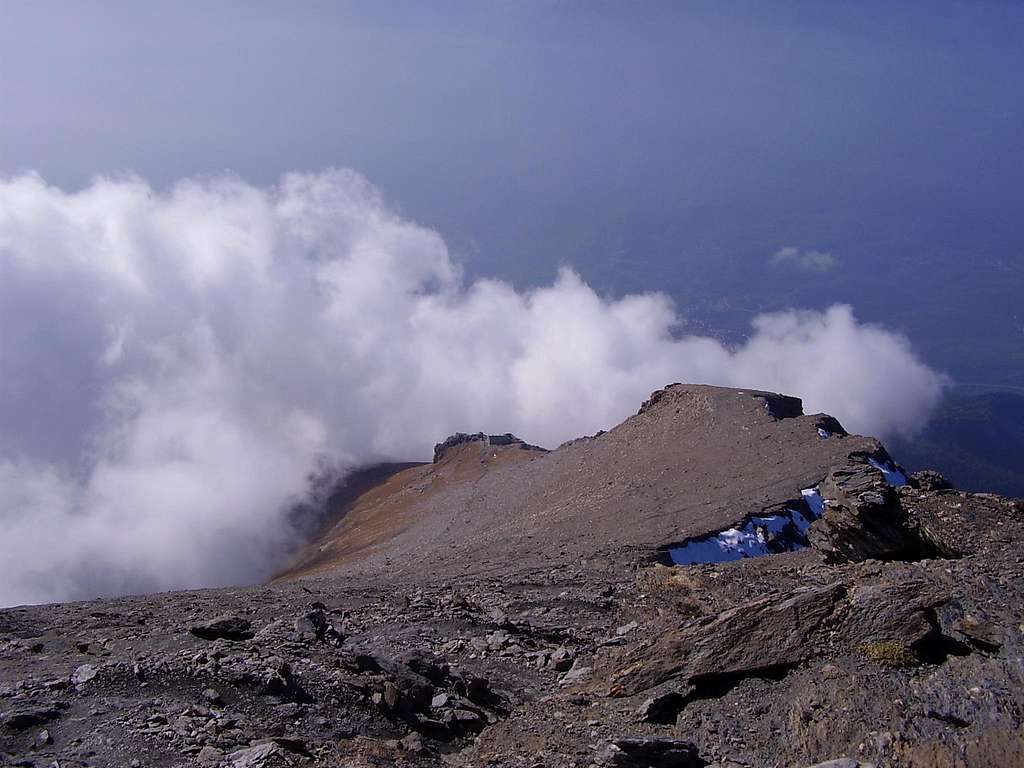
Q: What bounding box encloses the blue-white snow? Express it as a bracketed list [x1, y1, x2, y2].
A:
[867, 457, 909, 486]
[668, 488, 826, 565]
[802, 487, 825, 517]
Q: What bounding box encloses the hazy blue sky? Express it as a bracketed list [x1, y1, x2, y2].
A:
[3, 1, 1023, 379]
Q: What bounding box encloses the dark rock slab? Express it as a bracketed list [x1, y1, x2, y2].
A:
[635, 691, 686, 724]
[1, 706, 63, 731]
[612, 573, 953, 698]
[611, 583, 845, 697]
[837, 578, 947, 649]
[596, 736, 705, 767]
[809, 461, 925, 562]
[189, 614, 253, 641]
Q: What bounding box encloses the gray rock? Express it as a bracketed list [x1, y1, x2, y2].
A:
[190, 615, 253, 641]
[837, 578, 947, 648]
[636, 692, 686, 724]
[228, 742, 281, 768]
[808, 462, 924, 562]
[293, 609, 343, 646]
[486, 629, 510, 650]
[615, 620, 639, 636]
[559, 661, 592, 686]
[399, 731, 427, 753]
[611, 583, 844, 697]
[956, 613, 1003, 651]
[260, 662, 310, 702]
[596, 737, 703, 767]
[203, 688, 223, 704]
[400, 651, 449, 685]
[1, 707, 62, 731]
[196, 745, 224, 766]
[71, 663, 99, 686]
[440, 707, 485, 735]
[911, 470, 951, 491]
[228, 738, 308, 767]
[382, 680, 401, 709]
[548, 646, 574, 672]
[272, 702, 305, 719]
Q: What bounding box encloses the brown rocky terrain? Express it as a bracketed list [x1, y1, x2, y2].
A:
[2, 384, 1022, 768]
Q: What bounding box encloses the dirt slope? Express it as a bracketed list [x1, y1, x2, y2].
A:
[285, 384, 881, 584]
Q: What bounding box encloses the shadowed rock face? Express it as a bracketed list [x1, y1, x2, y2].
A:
[808, 458, 929, 563]
[3, 384, 1023, 768]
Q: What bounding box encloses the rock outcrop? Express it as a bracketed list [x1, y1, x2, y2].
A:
[807, 458, 927, 562]
[432, 432, 546, 463]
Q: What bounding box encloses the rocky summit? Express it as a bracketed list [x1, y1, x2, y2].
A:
[2, 384, 1022, 768]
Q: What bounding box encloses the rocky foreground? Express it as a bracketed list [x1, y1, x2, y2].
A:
[2, 385, 1023, 768]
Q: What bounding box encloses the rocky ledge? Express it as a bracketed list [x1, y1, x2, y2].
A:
[432, 433, 547, 464]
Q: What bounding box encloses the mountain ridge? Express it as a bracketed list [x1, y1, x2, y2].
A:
[280, 384, 890, 585]
[2, 384, 1022, 768]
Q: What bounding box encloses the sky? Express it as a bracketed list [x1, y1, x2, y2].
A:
[0, 2, 1020, 605]
[4, 1, 1021, 377]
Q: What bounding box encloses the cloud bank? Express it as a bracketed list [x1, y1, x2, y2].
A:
[771, 245, 838, 271]
[0, 170, 945, 606]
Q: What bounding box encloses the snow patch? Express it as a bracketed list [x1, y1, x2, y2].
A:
[668, 487, 826, 565]
[817, 428, 832, 439]
[801, 487, 825, 517]
[867, 457, 908, 487]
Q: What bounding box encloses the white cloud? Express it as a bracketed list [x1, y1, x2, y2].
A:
[0, 170, 945, 606]
[771, 245, 838, 271]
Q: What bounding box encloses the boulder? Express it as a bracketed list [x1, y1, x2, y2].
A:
[548, 646, 574, 672]
[611, 583, 844, 697]
[1, 707, 62, 731]
[189, 614, 253, 641]
[196, 746, 224, 766]
[636, 691, 686, 724]
[559, 660, 593, 686]
[260, 661, 310, 702]
[808, 462, 924, 562]
[71, 663, 98, 686]
[596, 737, 704, 767]
[228, 742, 282, 768]
[837, 578, 946, 649]
[911, 470, 951, 491]
[400, 650, 450, 685]
[293, 609, 343, 646]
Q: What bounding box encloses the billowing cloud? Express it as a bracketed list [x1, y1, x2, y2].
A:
[771, 245, 838, 271]
[0, 170, 945, 606]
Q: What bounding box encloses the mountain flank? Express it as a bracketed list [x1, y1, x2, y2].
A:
[3, 384, 1023, 768]
[281, 385, 884, 585]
